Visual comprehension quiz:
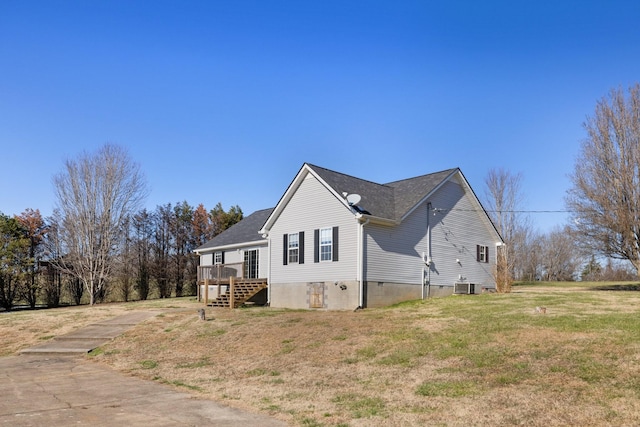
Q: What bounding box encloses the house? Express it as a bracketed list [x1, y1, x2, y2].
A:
[195, 163, 503, 310]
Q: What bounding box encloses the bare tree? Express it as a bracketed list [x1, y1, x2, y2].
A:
[598, 258, 637, 281]
[0, 213, 30, 310]
[192, 203, 214, 246]
[520, 230, 543, 282]
[151, 203, 172, 298]
[132, 209, 153, 300]
[189, 203, 214, 294]
[171, 201, 194, 297]
[484, 168, 531, 291]
[114, 215, 133, 302]
[68, 277, 84, 305]
[42, 260, 63, 307]
[567, 84, 640, 275]
[42, 217, 65, 306]
[15, 209, 47, 308]
[539, 226, 579, 281]
[51, 144, 148, 305]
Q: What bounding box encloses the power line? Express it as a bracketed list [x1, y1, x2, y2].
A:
[486, 210, 572, 214]
[432, 208, 574, 214]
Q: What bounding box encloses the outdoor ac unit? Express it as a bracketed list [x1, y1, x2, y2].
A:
[454, 282, 474, 295]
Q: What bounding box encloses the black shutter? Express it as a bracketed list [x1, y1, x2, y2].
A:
[283, 234, 288, 265]
[299, 231, 305, 264]
[485, 246, 489, 263]
[221, 251, 225, 265]
[332, 226, 339, 262]
[476, 245, 480, 262]
[314, 229, 319, 263]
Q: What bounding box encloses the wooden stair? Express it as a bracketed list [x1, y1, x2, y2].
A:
[208, 279, 268, 308]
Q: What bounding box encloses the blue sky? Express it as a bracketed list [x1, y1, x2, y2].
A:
[2, 0, 639, 233]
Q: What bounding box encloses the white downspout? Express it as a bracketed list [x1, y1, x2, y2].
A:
[358, 217, 369, 309]
[421, 265, 425, 300]
[425, 202, 432, 299]
[263, 233, 271, 305]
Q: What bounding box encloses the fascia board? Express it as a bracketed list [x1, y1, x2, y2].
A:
[455, 170, 505, 244]
[397, 168, 504, 244]
[306, 165, 355, 212]
[259, 163, 309, 234]
[259, 163, 355, 234]
[193, 239, 268, 254]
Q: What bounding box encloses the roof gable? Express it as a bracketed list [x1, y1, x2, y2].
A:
[261, 163, 467, 232]
[196, 165, 502, 252]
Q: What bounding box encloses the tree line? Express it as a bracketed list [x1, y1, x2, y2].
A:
[3, 83, 640, 307]
[0, 202, 242, 311]
[44, 144, 245, 309]
[488, 83, 640, 290]
[0, 144, 243, 311]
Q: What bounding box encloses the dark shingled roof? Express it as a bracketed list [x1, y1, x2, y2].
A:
[384, 169, 458, 220]
[196, 165, 460, 250]
[308, 164, 457, 221]
[308, 164, 395, 219]
[195, 208, 273, 251]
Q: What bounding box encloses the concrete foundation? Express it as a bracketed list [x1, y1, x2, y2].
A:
[270, 280, 492, 309]
[364, 281, 421, 308]
[270, 280, 360, 310]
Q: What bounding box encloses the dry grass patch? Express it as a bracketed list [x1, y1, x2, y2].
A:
[88, 285, 640, 426]
[0, 298, 197, 356]
[0, 305, 129, 356]
[5, 285, 640, 426]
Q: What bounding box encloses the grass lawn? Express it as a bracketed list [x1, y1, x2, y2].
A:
[3, 282, 640, 426]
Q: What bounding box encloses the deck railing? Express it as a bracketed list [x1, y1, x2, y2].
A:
[197, 263, 245, 284]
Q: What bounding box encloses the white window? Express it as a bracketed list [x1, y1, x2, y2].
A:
[214, 252, 223, 265]
[477, 245, 489, 263]
[288, 233, 299, 264]
[314, 227, 338, 263]
[320, 227, 332, 261]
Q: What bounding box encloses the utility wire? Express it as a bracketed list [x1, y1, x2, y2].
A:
[432, 208, 574, 214]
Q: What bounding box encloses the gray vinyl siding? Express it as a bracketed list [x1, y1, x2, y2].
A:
[269, 173, 359, 284]
[364, 204, 428, 284]
[428, 179, 496, 288]
[364, 178, 497, 290]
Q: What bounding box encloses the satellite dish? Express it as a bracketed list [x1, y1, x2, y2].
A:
[346, 194, 361, 206]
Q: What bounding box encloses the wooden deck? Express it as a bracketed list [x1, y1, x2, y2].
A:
[199, 277, 268, 308]
[197, 264, 267, 308]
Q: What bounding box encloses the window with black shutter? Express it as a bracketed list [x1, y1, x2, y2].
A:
[314, 226, 338, 262]
[476, 245, 489, 263]
[284, 232, 304, 264]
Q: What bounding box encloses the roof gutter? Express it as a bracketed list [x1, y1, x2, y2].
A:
[357, 214, 396, 226]
[193, 239, 269, 255]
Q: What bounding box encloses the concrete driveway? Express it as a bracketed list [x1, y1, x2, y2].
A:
[0, 312, 286, 427]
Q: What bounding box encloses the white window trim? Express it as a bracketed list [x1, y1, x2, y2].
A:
[288, 233, 299, 264]
[319, 227, 332, 262]
[478, 245, 488, 263]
